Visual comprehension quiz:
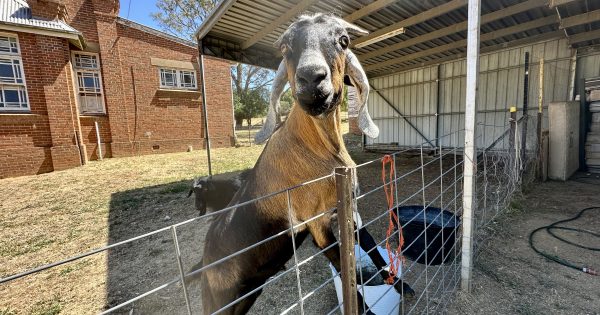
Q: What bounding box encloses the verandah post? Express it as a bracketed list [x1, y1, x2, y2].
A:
[460, 0, 481, 293]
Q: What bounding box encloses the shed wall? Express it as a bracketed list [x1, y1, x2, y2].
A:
[366, 38, 574, 150]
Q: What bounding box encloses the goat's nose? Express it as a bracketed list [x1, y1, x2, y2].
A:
[296, 65, 327, 86]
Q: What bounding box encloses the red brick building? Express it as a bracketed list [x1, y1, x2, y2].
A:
[0, 0, 234, 179]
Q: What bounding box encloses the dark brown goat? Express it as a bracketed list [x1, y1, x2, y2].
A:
[199, 14, 398, 314]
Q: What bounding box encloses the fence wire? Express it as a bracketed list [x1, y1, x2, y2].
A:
[1, 115, 540, 314]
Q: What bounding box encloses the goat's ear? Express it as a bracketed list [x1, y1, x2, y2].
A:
[345, 51, 379, 139]
[333, 17, 369, 35]
[255, 60, 288, 144]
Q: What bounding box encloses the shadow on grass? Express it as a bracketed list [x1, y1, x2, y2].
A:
[105, 179, 207, 314]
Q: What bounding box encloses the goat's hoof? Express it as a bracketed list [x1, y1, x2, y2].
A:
[393, 281, 416, 300]
[400, 282, 416, 300]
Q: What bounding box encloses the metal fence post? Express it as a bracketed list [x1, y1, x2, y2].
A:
[335, 167, 358, 314]
[520, 52, 530, 163]
[509, 107, 517, 157]
[460, 0, 481, 293]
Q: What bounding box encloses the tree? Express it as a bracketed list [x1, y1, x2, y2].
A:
[230, 63, 273, 126]
[234, 86, 268, 126]
[151, 0, 216, 39]
[153, 0, 274, 127]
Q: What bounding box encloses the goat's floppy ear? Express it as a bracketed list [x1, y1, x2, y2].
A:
[345, 51, 379, 139]
[332, 17, 369, 35]
[255, 60, 288, 144]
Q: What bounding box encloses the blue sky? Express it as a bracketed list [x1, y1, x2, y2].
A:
[118, 0, 160, 30]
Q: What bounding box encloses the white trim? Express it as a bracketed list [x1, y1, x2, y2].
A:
[71, 51, 106, 114]
[0, 33, 30, 112]
[158, 67, 197, 90]
[0, 24, 80, 40]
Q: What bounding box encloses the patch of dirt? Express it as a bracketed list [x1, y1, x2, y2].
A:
[447, 175, 600, 315]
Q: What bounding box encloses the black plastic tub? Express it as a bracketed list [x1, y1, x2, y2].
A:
[395, 206, 460, 265]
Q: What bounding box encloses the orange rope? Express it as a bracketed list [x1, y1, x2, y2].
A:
[382, 155, 404, 285]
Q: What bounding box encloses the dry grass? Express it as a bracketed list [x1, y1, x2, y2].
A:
[1, 116, 353, 314]
[0, 145, 264, 314]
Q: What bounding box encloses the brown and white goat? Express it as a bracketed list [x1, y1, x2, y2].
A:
[199, 14, 404, 314]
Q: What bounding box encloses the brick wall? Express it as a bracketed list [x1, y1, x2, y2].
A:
[1, 0, 234, 178]
[100, 22, 234, 156]
[0, 32, 82, 178]
[349, 117, 361, 135]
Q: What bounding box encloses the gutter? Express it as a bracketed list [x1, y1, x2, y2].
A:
[0, 22, 85, 49]
[194, 0, 237, 41]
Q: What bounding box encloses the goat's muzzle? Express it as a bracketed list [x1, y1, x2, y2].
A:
[294, 63, 335, 116]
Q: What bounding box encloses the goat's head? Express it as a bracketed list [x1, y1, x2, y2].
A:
[188, 177, 213, 216]
[255, 14, 379, 143]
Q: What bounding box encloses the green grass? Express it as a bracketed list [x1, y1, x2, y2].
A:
[29, 296, 62, 315]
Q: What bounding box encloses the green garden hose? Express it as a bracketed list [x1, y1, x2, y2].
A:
[528, 206, 600, 276]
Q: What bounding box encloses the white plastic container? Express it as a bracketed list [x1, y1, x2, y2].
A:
[329, 245, 403, 315]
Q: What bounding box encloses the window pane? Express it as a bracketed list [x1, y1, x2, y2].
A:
[0, 86, 27, 109]
[0, 36, 18, 54]
[160, 69, 177, 87]
[74, 53, 98, 69]
[0, 62, 15, 82]
[77, 72, 101, 93]
[4, 89, 18, 103]
[179, 71, 196, 88]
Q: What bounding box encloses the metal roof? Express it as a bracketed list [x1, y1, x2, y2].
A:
[196, 0, 600, 77]
[0, 0, 82, 37]
[116, 17, 197, 49]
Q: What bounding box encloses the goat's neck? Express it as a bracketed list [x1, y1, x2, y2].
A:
[279, 104, 353, 164]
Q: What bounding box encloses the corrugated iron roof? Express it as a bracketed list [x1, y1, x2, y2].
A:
[196, 0, 600, 77]
[0, 0, 80, 36]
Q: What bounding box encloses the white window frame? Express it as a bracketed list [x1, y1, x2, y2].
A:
[72, 51, 106, 115]
[0, 33, 30, 112]
[159, 67, 197, 90]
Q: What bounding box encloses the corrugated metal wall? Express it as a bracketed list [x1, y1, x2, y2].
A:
[366, 38, 575, 150]
[576, 50, 600, 92]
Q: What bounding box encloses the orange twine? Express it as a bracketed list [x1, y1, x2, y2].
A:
[382, 155, 404, 285]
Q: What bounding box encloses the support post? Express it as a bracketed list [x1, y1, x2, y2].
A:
[537, 59, 544, 178]
[198, 41, 213, 176]
[521, 52, 530, 163]
[579, 78, 588, 171]
[460, 0, 481, 293]
[435, 65, 442, 150]
[510, 107, 517, 157]
[335, 167, 358, 314]
[94, 121, 103, 161]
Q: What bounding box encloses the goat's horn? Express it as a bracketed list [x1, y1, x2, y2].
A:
[345, 51, 379, 139]
[255, 60, 288, 144]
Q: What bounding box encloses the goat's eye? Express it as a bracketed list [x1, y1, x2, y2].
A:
[339, 35, 349, 49]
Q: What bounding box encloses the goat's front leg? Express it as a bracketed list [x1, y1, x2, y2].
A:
[307, 220, 374, 315]
[355, 225, 415, 299]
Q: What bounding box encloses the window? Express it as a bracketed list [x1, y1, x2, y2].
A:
[0, 34, 29, 111]
[72, 52, 105, 114]
[159, 68, 197, 90]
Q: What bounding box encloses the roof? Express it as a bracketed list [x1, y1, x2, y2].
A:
[116, 17, 197, 49]
[0, 0, 83, 47]
[195, 0, 600, 77]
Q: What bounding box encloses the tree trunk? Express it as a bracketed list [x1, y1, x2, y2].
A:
[235, 116, 244, 128]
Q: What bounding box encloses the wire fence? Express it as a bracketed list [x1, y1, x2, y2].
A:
[0, 112, 540, 314]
